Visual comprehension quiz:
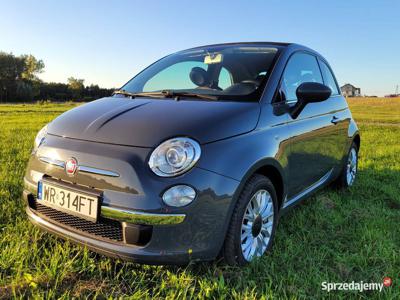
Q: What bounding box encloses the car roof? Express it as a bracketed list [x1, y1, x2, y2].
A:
[186, 41, 292, 50]
[184, 42, 321, 56]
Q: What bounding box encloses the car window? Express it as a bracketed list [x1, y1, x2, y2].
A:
[319, 60, 339, 95]
[122, 45, 279, 101]
[218, 67, 232, 89]
[143, 61, 208, 91]
[281, 53, 323, 102]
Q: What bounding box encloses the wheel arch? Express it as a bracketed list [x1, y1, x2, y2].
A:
[347, 118, 360, 150]
[234, 158, 287, 211]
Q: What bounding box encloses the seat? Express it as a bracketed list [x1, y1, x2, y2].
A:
[189, 67, 210, 87]
[223, 82, 258, 95]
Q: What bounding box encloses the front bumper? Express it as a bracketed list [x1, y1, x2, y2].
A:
[24, 135, 240, 264]
[24, 178, 186, 226]
[26, 205, 191, 264]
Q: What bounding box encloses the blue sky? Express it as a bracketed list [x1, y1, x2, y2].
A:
[1, 0, 399, 96]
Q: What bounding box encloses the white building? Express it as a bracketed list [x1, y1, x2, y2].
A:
[340, 84, 361, 97]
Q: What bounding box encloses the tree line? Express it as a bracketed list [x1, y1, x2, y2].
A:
[0, 52, 115, 102]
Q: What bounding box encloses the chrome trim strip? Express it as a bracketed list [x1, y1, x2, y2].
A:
[23, 178, 37, 194]
[39, 156, 119, 177]
[39, 156, 65, 168]
[78, 165, 120, 178]
[101, 206, 186, 225]
[283, 168, 333, 209]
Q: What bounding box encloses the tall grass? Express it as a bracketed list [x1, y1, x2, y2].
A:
[0, 99, 399, 298]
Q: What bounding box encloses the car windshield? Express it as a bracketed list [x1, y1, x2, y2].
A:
[120, 44, 280, 101]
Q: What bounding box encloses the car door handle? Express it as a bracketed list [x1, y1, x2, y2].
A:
[331, 116, 340, 124]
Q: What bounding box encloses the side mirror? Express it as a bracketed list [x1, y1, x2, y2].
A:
[290, 82, 331, 119]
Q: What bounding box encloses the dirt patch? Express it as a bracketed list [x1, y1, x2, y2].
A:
[72, 279, 108, 298]
[0, 275, 50, 299]
[386, 199, 400, 210]
[319, 195, 336, 210]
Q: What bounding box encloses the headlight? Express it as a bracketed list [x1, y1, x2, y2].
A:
[149, 137, 201, 177]
[34, 124, 48, 150]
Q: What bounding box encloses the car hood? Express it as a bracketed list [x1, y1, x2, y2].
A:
[48, 97, 260, 147]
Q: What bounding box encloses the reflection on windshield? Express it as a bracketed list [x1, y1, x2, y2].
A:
[121, 45, 279, 101]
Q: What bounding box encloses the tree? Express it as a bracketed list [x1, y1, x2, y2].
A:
[0, 50, 113, 102]
[21, 54, 45, 82]
[67, 77, 85, 99]
[0, 52, 28, 102]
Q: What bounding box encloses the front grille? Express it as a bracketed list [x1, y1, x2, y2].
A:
[32, 200, 123, 242]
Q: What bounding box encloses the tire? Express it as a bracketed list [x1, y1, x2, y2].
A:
[335, 141, 359, 189]
[222, 174, 279, 266]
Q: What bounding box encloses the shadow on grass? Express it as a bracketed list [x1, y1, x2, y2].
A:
[2, 167, 399, 298]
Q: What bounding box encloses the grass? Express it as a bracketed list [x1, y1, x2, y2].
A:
[0, 98, 399, 299]
[346, 97, 400, 125]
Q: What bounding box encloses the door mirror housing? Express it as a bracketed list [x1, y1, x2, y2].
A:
[296, 82, 331, 103]
[290, 82, 331, 119]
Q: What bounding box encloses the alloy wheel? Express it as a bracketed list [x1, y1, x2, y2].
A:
[346, 148, 357, 186]
[240, 189, 274, 261]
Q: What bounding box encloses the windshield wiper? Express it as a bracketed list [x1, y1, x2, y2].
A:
[113, 90, 166, 99]
[161, 91, 218, 101]
[113, 89, 218, 100]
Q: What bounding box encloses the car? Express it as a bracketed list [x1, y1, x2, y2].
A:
[23, 42, 360, 266]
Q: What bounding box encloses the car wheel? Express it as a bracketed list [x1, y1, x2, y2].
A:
[223, 174, 278, 266]
[336, 142, 359, 188]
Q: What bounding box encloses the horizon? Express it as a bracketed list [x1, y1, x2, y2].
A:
[1, 0, 399, 96]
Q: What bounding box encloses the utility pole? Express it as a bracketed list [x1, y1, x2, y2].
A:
[396, 85, 399, 95]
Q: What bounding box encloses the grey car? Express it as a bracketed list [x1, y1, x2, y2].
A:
[23, 42, 360, 265]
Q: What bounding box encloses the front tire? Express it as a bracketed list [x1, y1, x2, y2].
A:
[222, 175, 278, 266]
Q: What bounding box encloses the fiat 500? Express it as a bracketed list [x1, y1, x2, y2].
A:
[23, 42, 360, 265]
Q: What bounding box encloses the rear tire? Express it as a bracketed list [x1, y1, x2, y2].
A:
[222, 174, 278, 266]
[335, 141, 358, 189]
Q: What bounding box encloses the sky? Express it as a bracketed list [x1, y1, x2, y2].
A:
[0, 0, 399, 96]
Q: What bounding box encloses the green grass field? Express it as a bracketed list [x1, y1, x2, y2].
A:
[0, 98, 399, 299]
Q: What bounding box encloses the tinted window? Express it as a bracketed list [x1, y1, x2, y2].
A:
[281, 53, 323, 102]
[143, 61, 208, 91]
[319, 60, 339, 95]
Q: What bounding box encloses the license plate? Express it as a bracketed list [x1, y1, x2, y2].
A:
[37, 181, 99, 222]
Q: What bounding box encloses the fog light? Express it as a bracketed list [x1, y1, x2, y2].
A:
[162, 185, 196, 207]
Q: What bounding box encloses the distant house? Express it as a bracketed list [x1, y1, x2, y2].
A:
[340, 84, 361, 97]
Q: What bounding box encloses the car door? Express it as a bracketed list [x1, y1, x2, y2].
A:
[317, 58, 350, 165]
[279, 52, 342, 199]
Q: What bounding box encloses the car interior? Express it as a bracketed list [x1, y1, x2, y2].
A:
[187, 52, 275, 96]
